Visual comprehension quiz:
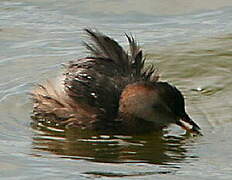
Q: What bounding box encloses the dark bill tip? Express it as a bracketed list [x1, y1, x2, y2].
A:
[176, 114, 202, 135]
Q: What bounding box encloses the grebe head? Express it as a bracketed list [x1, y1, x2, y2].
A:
[119, 81, 201, 134]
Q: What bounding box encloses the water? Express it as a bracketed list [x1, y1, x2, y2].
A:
[0, 0, 232, 179]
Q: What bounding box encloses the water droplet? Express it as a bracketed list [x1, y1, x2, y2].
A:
[80, 73, 88, 77]
[197, 87, 203, 91]
[91, 92, 97, 98]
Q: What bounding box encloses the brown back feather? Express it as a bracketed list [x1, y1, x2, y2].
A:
[31, 29, 159, 128]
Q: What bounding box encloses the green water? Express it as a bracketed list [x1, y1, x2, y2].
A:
[0, 0, 232, 179]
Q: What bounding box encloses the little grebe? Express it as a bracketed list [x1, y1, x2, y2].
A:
[31, 29, 201, 134]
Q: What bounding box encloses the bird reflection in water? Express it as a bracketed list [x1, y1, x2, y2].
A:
[31, 121, 198, 165]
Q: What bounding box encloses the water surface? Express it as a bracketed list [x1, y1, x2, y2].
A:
[1, 0, 232, 179]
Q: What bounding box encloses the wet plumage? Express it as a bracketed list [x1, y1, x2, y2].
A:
[31, 29, 201, 134]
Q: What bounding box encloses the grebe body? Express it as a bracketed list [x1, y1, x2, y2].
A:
[31, 29, 201, 134]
